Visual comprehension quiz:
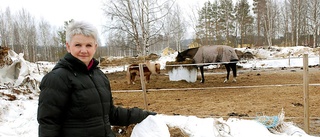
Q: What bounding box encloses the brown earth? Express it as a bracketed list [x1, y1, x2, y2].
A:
[106, 66, 320, 136]
[0, 46, 12, 67]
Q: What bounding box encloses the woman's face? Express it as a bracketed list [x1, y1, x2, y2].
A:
[66, 34, 97, 66]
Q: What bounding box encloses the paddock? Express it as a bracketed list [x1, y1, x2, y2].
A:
[107, 66, 320, 136]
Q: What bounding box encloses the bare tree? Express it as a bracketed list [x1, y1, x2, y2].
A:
[252, 0, 266, 46]
[106, 31, 128, 57]
[307, 0, 319, 48]
[163, 4, 186, 51]
[184, 1, 203, 41]
[264, 0, 280, 47]
[0, 9, 6, 47]
[37, 18, 53, 61]
[280, 1, 290, 47]
[0, 7, 15, 50]
[15, 8, 37, 61]
[172, 5, 186, 52]
[102, 0, 173, 56]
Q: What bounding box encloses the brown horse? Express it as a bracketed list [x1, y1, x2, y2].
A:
[126, 61, 161, 84]
[176, 45, 239, 83]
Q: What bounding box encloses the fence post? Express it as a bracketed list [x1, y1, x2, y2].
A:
[303, 54, 309, 134]
[318, 48, 320, 65]
[288, 51, 291, 67]
[139, 63, 148, 110]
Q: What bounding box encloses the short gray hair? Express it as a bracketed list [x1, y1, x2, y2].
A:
[66, 20, 99, 46]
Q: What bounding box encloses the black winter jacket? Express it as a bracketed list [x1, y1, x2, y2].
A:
[37, 53, 151, 137]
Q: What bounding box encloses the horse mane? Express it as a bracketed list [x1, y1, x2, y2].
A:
[180, 47, 199, 59]
[145, 60, 159, 74]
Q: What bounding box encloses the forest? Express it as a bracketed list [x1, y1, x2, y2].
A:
[0, 0, 319, 62]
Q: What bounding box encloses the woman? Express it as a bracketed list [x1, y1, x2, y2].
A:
[37, 20, 156, 137]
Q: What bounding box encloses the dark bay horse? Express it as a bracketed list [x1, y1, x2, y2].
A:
[175, 45, 239, 83]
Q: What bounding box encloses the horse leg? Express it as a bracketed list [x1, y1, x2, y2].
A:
[145, 73, 150, 83]
[199, 66, 205, 83]
[231, 63, 237, 82]
[224, 64, 231, 83]
[127, 71, 131, 84]
[131, 73, 136, 84]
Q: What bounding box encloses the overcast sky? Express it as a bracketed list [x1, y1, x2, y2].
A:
[0, 0, 250, 41]
[0, 0, 105, 27]
[0, 0, 210, 28]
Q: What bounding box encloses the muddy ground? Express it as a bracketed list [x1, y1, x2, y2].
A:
[106, 66, 320, 136]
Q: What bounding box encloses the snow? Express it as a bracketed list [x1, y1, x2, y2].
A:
[133, 114, 314, 137]
[0, 46, 319, 137]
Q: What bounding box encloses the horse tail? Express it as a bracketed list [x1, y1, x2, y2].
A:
[220, 45, 239, 62]
[229, 47, 239, 61]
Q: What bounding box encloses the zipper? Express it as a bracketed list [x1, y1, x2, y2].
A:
[88, 71, 107, 134]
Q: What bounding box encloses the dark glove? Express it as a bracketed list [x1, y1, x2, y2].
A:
[145, 110, 157, 116]
[133, 110, 156, 123]
[142, 110, 157, 119]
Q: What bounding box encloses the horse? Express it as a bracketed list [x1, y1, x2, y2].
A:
[126, 61, 161, 84]
[175, 45, 239, 83]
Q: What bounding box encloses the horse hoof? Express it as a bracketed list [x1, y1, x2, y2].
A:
[224, 79, 228, 83]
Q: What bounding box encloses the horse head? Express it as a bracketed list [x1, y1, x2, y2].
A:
[176, 48, 199, 62]
[175, 52, 186, 62]
[154, 63, 161, 74]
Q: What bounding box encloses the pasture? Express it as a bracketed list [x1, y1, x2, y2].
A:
[107, 67, 320, 135]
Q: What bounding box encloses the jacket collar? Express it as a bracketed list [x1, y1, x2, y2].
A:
[53, 53, 99, 72]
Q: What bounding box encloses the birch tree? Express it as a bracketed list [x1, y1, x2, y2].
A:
[0, 8, 15, 50]
[280, 1, 290, 46]
[307, 0, 319, 48]
[171, 5, 186, 52]
[0, 9, 6, 47]
[264, 0, 279, 47]
[219, 0, 235, 46]
[102, 0, 173, 56]
[37, 18, 53, 61]
[163, 4, 186, 51]
[252, 0, 266, 46]
[184, 2, 203, 41]
[15, 8, 37, 61]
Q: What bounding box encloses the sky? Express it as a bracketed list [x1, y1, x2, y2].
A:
[0, 0, 107, 45]
[0, 0, 105, 27]
[0, 46, 319, 137]
[0, 0, 210, 26]
[0, 0, 220, 42]
[0, 0, 255, 42]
